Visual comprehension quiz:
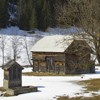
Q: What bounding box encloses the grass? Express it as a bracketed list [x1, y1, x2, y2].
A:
[22, 72, 79, 76]
[79, 79, 100, 92]
[0, 87, 6, 92]
[0, 87, 14, 97]
[3, 93, 13, 97]
[57, 79, 100, 100]
[57, 95, 100, 100]
[23, 72, 65, 76]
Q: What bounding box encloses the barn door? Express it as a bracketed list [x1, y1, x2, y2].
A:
[46, 57, 54, 72]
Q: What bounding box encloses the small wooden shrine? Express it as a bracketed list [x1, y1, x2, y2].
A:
[3, 60, 23, 89]
[2, 60, 37, 96]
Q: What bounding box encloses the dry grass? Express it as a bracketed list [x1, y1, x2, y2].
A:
[4, 93, 13, 97]
[57, 95, 100, 100]
[0, 87, 13, 97]
[23, 72, 65, 76]
[58, 79, 100, 100]
[22, 72, 79, 76]
[0, 87, 6, 92]
[79, 79, 100, 92]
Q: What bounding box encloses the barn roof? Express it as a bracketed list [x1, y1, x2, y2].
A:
[31, 35, 73, 52]
[3, 60, 23, 70]
[31, 35, 92, 53]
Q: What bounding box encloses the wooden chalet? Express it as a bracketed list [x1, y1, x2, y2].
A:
[31, 35, 95, 74]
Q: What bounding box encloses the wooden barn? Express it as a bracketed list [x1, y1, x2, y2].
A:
[31, 35, 95, 74]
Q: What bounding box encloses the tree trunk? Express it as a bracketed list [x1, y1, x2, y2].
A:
[96, 53, 100, 64]
[2, 49, 4, 67]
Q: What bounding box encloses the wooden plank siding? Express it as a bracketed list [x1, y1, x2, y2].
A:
[3, 60, 23, 89]
[32, 52, 66, 73]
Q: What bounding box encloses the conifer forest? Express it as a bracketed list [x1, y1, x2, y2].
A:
[1, 0, 100, 31]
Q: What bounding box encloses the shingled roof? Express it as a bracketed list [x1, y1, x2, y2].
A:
[3, 60, 23, 70]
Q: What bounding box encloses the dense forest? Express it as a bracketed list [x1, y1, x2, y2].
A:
[0, 0, 90, 31]
[0, 0, 100, 31]
[0, 0, 59, 30]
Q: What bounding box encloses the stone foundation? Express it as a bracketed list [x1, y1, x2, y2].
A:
[6, 86, 37, 95]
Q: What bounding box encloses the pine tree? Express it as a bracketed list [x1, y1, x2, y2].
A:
[49, 0, 56, 27]
[35, 0, 44, 30]
[18, 0, 37, 30]
[29, 8, 37, 30]
[35, 0, 53, 30]
[41, 0, 52, 30]
[0, 0, 8, 28]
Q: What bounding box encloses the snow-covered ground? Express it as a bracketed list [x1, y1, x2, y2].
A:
[0, 66, 100, 100]
[0, 27, 40, 66]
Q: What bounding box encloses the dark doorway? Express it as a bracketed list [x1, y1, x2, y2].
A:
[46, 57, 54, 71]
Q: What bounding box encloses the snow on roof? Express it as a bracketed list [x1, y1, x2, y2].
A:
[3, 60, 23, 70]
[31, 35, 73, 52]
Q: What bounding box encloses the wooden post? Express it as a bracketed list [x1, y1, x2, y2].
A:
[32, 59, 34, 72]
[38, 60, 39, 71]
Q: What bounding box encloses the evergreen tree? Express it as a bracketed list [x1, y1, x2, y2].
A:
[49, 0, 56, 27]
[35, 0, 54, 30]
[18, 0, 37, 30]
[41, 0, 52, 30]
[29, 8, 37, 30]
[35, 0, 44, 30]
[0, 0, 8, 28]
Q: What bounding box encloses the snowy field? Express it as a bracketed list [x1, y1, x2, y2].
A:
[0, 27, 36, 66]
[0, 66, 100, 100]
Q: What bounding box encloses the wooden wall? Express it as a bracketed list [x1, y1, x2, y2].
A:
[32, 52, 66, 73]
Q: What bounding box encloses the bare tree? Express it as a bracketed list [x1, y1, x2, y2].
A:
[0, 35, 7, 67]
[55, 0, 100, 64]
[22, 35, 34, 66]
[11, 35, 22, 61]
